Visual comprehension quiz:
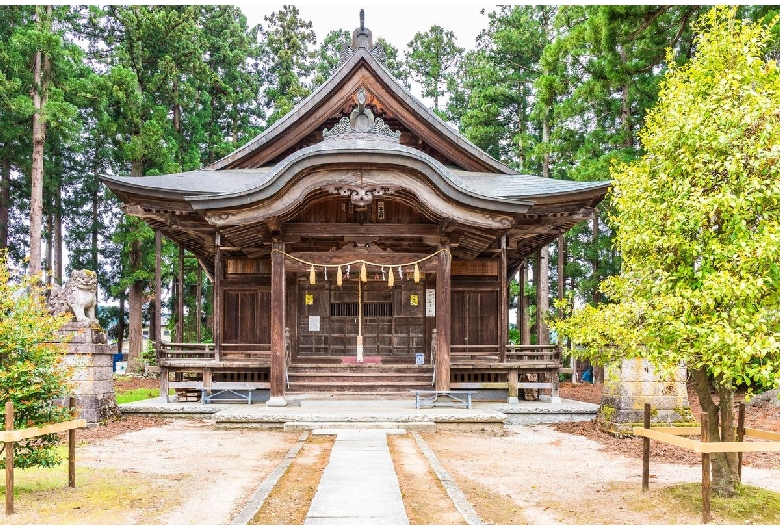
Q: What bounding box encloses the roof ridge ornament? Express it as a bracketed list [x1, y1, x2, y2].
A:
[322, 87, 401, 142]
[337, 10, 387, 68]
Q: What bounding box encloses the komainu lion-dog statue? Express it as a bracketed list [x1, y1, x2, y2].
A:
[47, 269, 98, 323]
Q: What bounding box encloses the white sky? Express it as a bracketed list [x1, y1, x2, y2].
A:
[239, 3, 493, 53]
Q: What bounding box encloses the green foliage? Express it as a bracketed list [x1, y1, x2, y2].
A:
[115, 386, 159, 404]
[406, 25, 463, 112]
[259, 5, 316, 125]
[553, 7, 780, 393]
[0, 252, 72, 469]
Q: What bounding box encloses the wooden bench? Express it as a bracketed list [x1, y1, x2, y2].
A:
[414, 390, 474, 410]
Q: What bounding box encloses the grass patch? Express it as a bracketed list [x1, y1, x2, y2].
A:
[115, 387, 161, 404]
[659, 483, 780, 525]
[0, 457, 182, 524]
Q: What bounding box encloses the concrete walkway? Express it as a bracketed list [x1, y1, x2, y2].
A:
[304, 429, 409, 525]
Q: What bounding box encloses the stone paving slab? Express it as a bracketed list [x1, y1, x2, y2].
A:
[305, 429, 409, 526]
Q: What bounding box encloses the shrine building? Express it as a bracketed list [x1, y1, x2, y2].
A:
[102, 18, 609, 406]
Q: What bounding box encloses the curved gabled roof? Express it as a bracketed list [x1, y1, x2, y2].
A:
[206, 46, 518, 175]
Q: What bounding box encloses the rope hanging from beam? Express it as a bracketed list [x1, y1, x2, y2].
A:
[270, 248, 450, 287]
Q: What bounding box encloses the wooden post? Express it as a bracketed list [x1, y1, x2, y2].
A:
[557, 234, 565, 318]
[507, 368, 519, 404]
[213, 231, 222, 362]
[435, 245, 451, 391]
[642, 403, 650, 492]
[701, 413, 711, 524]
[537, 246, 549, 345]
[269, 241, 287, 406]
[155, 230, 162, 357]
[177, 244, 184, 343]
[5, 401, 14, 515]
[520, 260, 529, 345]
[155, 230, 166, 402]
[737, 402, 745, 480]
[68, 396, 75, 488]
[196, 266, 202, 342]
[499, 236, 508, 363]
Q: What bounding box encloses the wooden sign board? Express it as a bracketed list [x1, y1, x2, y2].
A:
[451, 261, 498, 276]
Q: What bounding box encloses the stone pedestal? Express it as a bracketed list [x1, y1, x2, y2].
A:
[599, 358, 693, 435]
[55, 323, 120, 425]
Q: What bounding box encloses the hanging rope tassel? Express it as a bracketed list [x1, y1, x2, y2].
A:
[414, 263, 420, 283]
[388, 266, 394, 287]
[360, 262, 367, 282]
[309, 264, 316, 285]
[337, 265, 343, 286]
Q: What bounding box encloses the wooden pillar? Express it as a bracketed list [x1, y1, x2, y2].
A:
[537, 246, 549, 345]
[155, 231, 169, 402]
[520, 260, 530, 345]
[177, 244, 184, 343]
[196, 266, 202, 342]
[557, 235, 565, 317]
[499, 235, 508, 362]
[507, 367, 519, 404]
[268, 241, 287, 406]
[213, 231, 222, 362]
[435, 244, 451, 391]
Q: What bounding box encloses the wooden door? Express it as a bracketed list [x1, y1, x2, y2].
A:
[222, 289, 271, 344]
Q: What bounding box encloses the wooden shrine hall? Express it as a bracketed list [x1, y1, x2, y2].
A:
[102, 17, 609, 406]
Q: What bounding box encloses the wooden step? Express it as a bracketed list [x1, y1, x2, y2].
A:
[286, 380, 434, 392]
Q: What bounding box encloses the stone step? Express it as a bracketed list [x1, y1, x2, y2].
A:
[283, 421, 436, 431]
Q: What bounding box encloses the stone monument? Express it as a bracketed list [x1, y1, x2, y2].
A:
[48, 270, 120, 425]
[598, 358, 694, 436]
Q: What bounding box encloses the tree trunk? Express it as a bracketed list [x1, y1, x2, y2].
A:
[53, 188, 62, 284]
[0, 158, 9, 249]
[29, 5, 51, 278]
[127, 237, 144, 373]
[690, 366, 740, 497]
[117, 294, 126, 355]
[91, 168, 100, 269]
[620, 46, 633, 149]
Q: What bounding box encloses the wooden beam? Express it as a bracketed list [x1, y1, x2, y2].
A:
[269, 241, 287, 406]
[284, 223, 440, 239]
[520, 260, 530, 346]
[435, 244, 451, 391]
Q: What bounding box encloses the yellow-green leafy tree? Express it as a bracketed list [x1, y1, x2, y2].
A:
[552, 7, 780, 497]
[0, 252, 72, 468]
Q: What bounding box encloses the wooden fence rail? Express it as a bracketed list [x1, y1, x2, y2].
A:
[634, 402, 780, 524]
[2, 398, 86, 515]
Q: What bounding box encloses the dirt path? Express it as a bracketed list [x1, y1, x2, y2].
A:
[424, 424, 780, 525]
[80, 419, 298, 525]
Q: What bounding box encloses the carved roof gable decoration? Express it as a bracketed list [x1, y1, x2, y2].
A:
[337, 9, 387, 68]
[322, 87, 401, 142]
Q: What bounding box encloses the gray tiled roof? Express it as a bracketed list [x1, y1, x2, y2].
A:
[103, 140, 608, 208]
[452, 171, 610, 200]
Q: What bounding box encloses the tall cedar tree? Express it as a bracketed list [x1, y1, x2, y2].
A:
[406, 25, 463, 113]
[260, 6, 316, 126]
